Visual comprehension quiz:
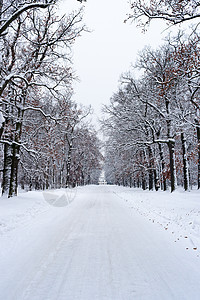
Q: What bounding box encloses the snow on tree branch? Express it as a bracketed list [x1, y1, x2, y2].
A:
[126, 0, 200, 29]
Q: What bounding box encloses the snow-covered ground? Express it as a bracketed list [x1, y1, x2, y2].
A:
[0, 185, 200, 299]
[114, 186, 200, 255]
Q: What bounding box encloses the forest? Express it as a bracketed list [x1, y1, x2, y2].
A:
[0, 0, 200, 197]
[103, 0, 200, 192]
[0, 0, 102, 198]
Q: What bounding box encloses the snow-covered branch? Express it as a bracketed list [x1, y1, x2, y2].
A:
[0, 1, 55, 36]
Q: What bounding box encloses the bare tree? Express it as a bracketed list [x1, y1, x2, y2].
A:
[0, 0, 85, 36]
[127, 0, 200, 29]
[0, 3, 85, 197]
[103, 37, 199, 192]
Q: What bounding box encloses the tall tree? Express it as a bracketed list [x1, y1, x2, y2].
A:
[0, 3, 85, 196]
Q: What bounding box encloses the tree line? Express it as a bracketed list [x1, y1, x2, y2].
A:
[103, 3, 200, 192]
[0, 0, 102, 197]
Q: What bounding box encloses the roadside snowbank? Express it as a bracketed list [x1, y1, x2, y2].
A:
[0, 188, 76, 236]
[113, 186, 200, 256]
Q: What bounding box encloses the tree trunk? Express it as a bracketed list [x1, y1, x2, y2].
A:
[154, 169, 159, 191]
[8, 143, 19, 197]
[165, 98, 177, 192]
[142, 172, 146, 190]
[196, 122, 200, 189]
[2, 143, 12, 195]
[8, 105, 24, 197]
[168, 139, 177, 192]
[158, 143, 167, 191]
[66, 144, 72, 188]
[0, 0, 3, 16]
[137, 177, 140, 188]
[148, 146, 154, 190]
[0, 119, 4, 140]
[129, 176, 132, 188]
[148, 170, 153, 190]
[181, 132, 189, 191]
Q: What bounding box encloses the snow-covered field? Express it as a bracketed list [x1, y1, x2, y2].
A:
[0, 185, 200, 299]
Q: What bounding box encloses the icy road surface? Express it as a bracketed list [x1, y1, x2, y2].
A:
[0, 185, 200, 299]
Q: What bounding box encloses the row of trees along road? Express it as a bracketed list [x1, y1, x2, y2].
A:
[0, 0, 103, 198]
[103, 0, 200, 192]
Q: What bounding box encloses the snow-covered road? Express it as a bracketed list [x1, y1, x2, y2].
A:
[1, 186, 200, 299]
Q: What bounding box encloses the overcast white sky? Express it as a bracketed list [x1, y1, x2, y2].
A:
[60, 0, 166, 127]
